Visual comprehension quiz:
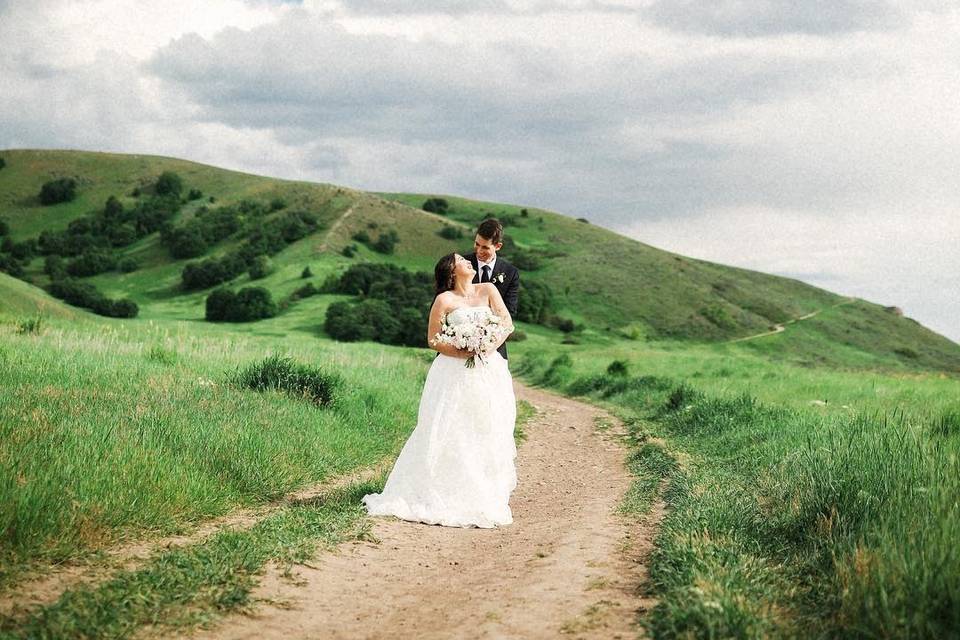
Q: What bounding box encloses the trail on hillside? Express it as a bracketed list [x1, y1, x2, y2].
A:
[174, 382, 664, 640]
[727, 296, 858, 344]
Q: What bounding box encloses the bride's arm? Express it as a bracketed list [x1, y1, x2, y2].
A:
[485, 284, 514, 348]
[427, 296, 472, 359]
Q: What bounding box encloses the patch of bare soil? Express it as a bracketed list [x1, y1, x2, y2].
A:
[176, 382, 666, 640]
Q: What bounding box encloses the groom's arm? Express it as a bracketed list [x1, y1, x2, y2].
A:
[503, 267, 519, 317]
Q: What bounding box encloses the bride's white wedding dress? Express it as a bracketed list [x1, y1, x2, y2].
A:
[362, 305, 518, 528]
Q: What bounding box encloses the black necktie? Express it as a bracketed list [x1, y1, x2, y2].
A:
[481, 265, 491, 283]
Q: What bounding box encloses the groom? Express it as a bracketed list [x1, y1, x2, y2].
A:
[465, 218, 520, 361]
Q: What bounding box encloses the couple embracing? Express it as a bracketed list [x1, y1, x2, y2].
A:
[362, 218, 522, 528]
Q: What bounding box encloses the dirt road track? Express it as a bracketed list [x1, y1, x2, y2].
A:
[176, 382, 664, 640]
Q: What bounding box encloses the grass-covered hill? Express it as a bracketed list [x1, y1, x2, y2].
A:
[1, 148, 958, 373]
[0, 272, 86, 321]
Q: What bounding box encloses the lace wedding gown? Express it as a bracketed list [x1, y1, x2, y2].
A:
[362, 305, 518, 528]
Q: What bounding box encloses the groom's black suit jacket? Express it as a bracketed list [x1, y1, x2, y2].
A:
[465, 252, 520, 361]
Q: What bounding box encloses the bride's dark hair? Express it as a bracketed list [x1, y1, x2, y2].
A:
[434, 253, 458, 296]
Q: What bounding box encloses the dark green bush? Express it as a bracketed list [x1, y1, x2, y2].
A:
[66, 250, 118, 277]
[39, 177, 77, 205]
[154, 171, 183, 197]
[507, 247, 543, 271]
[516, 279, 554, 325]
[118, 257, 139, 273]
[437, 225, 463, 240]
[248, 255, 273, 280]
[372, 229, 399, 254]
[422, 197, 449, 214]
[301, 266, 313, 278]
[46, 277, 138, 318]
[0, 254, 24, 277]
[231, 354, 341, 407]
[187, 188, 203, 200]
[205, 286, 277, 322]
[0, 218, 9, 235]
[607, 359, 629, 376]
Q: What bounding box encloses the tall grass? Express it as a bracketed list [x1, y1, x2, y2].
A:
[0, 320, 427, 586]
[517, 353, 960, 638]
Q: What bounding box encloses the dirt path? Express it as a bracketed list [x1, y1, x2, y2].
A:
[176, 381, 664, 640]
[0, 461, 393, 620]
[315, 204, 357, 253]
[727, 296, 858, 344]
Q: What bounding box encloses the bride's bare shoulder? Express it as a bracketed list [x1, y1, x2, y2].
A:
[433, 291, 456, 310]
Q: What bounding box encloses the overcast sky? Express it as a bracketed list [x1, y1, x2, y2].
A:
[2, 0, 958, 342]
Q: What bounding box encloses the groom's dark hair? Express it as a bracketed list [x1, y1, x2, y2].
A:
[477, 218, 503, 245]
[434, 253, 457, 296]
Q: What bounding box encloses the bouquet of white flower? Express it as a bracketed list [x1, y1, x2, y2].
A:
[430, 309, 513, 368]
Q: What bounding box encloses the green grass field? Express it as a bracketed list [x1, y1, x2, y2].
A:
[2, 149, 959, 638]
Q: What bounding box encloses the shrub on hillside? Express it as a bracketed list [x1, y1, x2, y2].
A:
[422, 197, 450, 214]
[230, 354, 341, 407]
[44, 255, 67, 279]
[351, 230, 370, 244]
[0, 218, 8, 236]
[342, 244, 358, 257]
[39, 177, 77, 205]
[515, 279, 554, 325]
[7, 238, 37, 261]
[0, 157, 6, 170]
[118, 257, 139, 273]
[0, 254, 24, 277]
[154, 171, 183, 197]
[301, 265, 313, 278]
[164, 228, 208, 259]
[66, 249, 118, 277]
[248, 255, 273, 280]
[437, 225, 463, 240]
[372, 229, 399, 254]
[46, 277, 139, 318]
[607, 360, 629, 377]
[205, 285, 277, 322]
[108, 223, 137, 247]
[324, 298, 403, 343]
[188, 188, 203, 200]
[507, 247, 543, 271]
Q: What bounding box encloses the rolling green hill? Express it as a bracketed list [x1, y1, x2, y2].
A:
[0, 272, 86, 321]
[1, 148, 958, 373]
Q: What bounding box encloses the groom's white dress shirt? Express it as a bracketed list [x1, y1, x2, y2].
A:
[478, 256, 496, 280]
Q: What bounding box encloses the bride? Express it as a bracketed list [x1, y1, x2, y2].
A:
[361, 253, 518, 528]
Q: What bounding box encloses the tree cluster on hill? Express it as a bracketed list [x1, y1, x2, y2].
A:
[0, 172, 192, 318]
[205, 286, 277, 322]
[319, 262, 560, 347]
[322, 263, 433, 347]
[180, 209, 322, 290]
[46, 277, 139, 318]
[160, 204, 244, 258]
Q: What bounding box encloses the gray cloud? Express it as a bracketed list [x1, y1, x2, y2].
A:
[148, 10, 890, 223]
[644, 0, 906, 37]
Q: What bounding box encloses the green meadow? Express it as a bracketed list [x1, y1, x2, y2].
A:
[2, 149, 959, 638]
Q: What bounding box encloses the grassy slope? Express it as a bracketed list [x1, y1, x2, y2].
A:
[1, 149, 958, 374]
[0, 272, 85, 321]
